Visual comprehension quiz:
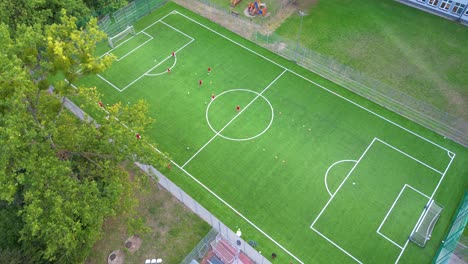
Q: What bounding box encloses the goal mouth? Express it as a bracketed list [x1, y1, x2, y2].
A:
[409, 199, 444, 247]
[108, 25, 136, 48]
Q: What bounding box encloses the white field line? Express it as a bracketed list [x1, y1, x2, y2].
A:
[406, 184, 430, 199]
[119, 35, 194, 92]
[97, 74, 122, 92]
[159, 20, 195, 41]
[181, 69, 287, 168]
[377, 185, 409, 234]
[395, 152, 455, 263]
[311, 227, 363, 264]
[97, 12, 191, 92]
[311, 138, 377, 227]
[145, 56, 177, 76]
[324, 160, 357, 197]
[376, 184, 431, 250]
[172, 10, 454, 155]
[375, 138, 443, 174]
[116, 32, 153, 61]
[99, 11, 174, 59]
[377, 231, 403, 249]
[71, 87, 304, 264]
[141, 31, 152, 38]
[172, 162, 305, 264]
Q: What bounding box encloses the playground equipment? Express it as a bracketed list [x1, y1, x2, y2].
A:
[247, 1, 267, 16]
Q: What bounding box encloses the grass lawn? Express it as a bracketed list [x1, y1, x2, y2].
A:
[77, 2, 468, 263]
[275, 0, 468, 120]
[86, 163, 211, 263]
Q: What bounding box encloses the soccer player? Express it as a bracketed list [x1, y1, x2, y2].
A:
[98, 101, 104, 108]
[236, 105, 240, 111]
[171, 51, 175, 57]
[199, 79, 203, 86]
[167, 163, 172, 170]
[167, 68, 171, 73]
[211, 94, 215, 100]
[136, 133, 141, 140]
[208, 67, 211, 74]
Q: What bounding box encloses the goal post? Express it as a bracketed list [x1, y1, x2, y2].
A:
[108, 25, 136, 48]
[410, 200, 444, 247]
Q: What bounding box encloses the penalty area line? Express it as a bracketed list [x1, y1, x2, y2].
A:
[311, 138, 377, 227]
[311, 227, 363, 264]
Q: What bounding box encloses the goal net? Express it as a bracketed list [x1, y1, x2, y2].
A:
[410, 200, 444, 247]
[108, 25, 135, 48]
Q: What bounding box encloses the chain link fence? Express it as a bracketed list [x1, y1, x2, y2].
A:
[135, 163, 272, 264]
[180, 228, 218, 263]
[172, 0, 468, 147]
[433, 192, 468, 264]
[97, 0, 169, 37]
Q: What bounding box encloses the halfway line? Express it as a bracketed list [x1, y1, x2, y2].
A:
[181, 69, 287, 168]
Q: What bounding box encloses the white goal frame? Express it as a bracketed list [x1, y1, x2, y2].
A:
[108, 25, 136, 48]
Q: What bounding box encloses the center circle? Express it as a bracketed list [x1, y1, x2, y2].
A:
[205, 89, 274, 141]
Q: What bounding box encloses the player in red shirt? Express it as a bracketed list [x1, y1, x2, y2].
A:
[208, 67, 211, 74]
[136, 133, 141, 140]
[236, 105, 240, 111]
[167, 68, 171, 73]
[211, 94, 215, 100]
[171, 51, 175, 57]
[199, 79, 203, 86]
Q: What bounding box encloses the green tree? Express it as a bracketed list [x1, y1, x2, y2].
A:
[0, 0, 91, 32]
[0, 11, 166, 263]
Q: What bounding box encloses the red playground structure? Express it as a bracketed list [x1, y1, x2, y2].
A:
[248, 0, 268, 16]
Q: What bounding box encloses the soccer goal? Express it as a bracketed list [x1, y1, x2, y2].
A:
[108, 25, 136, 48]
[409, 200, 444, 247]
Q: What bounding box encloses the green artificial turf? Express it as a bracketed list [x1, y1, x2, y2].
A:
[77, 2, 468, 263]
[275, 0, 468, 121]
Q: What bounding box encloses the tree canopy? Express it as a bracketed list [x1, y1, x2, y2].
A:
[0, 7, 165, 264]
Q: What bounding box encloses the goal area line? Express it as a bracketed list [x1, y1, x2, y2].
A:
[377, 184, 430, 250]
[309, 137, 454, 263]
[97, 16, 194, 92]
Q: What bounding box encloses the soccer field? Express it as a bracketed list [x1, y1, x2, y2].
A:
[78, 3, 468, 263]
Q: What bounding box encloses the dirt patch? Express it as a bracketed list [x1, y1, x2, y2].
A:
[172, 0, 298, 37]
[125, 235, 143, 253]
[108, 250, 124, 264]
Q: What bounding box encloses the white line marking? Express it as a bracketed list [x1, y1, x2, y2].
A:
[115, 32, 153, 61]
[120, 38, 194, 91]
[394, 153, 455, 263]
[182, 70, 287, 168]
[172, 161, 305, 264]
[97, 74, 122, 91]
[377, 185, 409, 235]
[324, 160, 357, 197]
[85, 11, 459, 264]
[311, 138, 376, 227]
[311, 227, 363, 264]
[159, 20, 195, 40]
[376, 184, 430, 250]
[375, 138, 443, 174]
[405, 184, 430, 199]
[377, 231, 404, 249]
[145, 56, 177, 76]
[205, 89, 275, 141]
[172, 10, 455, 154]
